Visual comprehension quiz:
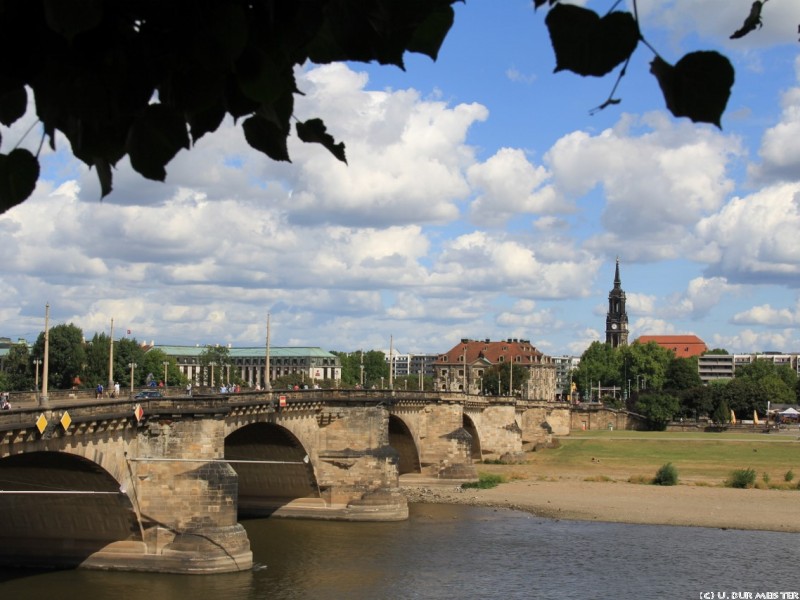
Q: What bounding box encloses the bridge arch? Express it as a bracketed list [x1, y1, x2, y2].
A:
[388, 414, 421, 475]
[225, 422, 320, 517]
[462, 413, 483, 461]
[0, 451, 142, 568]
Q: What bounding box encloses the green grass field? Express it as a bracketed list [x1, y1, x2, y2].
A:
[528, 430, 800, 487]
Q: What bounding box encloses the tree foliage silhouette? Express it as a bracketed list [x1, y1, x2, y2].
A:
[0, 0, 786, 214]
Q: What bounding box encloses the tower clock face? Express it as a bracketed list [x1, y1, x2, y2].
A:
[611, 323, 618, 329]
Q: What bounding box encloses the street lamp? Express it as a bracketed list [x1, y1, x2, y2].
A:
[128, 362, 137, 395]
[638, 375, 646, 391]
[162, 361, 169, 388]
[33, 359, 42, 394]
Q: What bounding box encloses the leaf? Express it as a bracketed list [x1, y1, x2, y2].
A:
[0, 85, 26, 126]
[650, 52, 735, 128]
[730, 1, 763, 40]
[545, 4, 639, 77]
[187, 102, 226, 144]
[43, 0, 104, 41]
[0, 149, 40, 214]
[296, 118, 347, 164]
[243, 114, 291, 163]
[126, 104, 190, 181]
[93, 156, 113, 199]
[405, 3, 456, 62]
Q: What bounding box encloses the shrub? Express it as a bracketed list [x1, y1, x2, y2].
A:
[462, 473, 504, 489]
[653, 462, 678, 486]
[785, 469, 795, 483]
[762, 472, 771, 485]
[727, 468, 756, 489]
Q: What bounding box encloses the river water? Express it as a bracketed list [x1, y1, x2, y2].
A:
[0, 503, 797, 599]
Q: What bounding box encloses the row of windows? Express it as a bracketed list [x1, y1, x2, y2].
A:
[173, 356, 338, 367]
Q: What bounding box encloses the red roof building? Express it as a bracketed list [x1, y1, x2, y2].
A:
[435, 338, 556, 400]
[634, 335, 708, 358]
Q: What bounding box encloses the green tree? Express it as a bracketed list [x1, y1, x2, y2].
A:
[664, 357, 702, 391]
[711, 396, 731, 424]
[625, 341, 673, 393]
[393, 374, 433, 392]
[1, 341, 33, 391]
[198, 345, 232, 387]
[635, 392, 680, 430]
[84, 332, 112, 388]
[362, 350, 389, 388]
[113, 338, 148, 389]
[32, 323, 86, 389]
[482, 362, 512, 397]
[704, 348, 729, 355]
[572, 341, 620, 401]
[332, 351, 364, 387]
[141, 348, 185, 388]
[680, 385, 715, 420]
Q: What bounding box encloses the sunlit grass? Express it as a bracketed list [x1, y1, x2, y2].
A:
[534, 430, 800, 485]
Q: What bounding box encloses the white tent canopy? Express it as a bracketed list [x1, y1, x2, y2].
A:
[779, 407, 800, 415]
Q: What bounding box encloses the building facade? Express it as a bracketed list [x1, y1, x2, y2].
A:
[386, 352, 438, 379]
[435, 338, 556, 401]
[151, 345, 341, 388]
[552, 355, 581, 401]
[698, 352, 799, 384]
[606, 258, 629, 348]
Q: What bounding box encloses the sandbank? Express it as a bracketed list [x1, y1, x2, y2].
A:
[402, 478, 800, 533]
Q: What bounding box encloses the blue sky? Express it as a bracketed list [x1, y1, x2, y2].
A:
[2, 1, 800, 357]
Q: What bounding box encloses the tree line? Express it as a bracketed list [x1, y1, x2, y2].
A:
[0, 323, 186, 392]
[573, 341, 800, 429]
[0, 325, 437, 393]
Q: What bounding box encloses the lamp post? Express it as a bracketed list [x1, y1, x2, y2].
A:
[128, 362, 137, 395]
[638, 375, 646, 391]
[162, 361, 169, 388]
[33, 358, 42, 395]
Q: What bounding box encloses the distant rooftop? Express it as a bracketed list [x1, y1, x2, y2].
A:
[635, 335, 708, 358]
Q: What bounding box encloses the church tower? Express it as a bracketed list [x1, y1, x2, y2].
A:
[606, 257, 629, 347]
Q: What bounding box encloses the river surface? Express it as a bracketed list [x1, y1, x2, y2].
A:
[0, 503, 797, 599]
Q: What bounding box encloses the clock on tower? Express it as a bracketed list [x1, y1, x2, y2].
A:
[606, 258, 628, 347]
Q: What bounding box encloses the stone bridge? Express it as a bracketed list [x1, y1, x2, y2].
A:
[0, 389, 570, 574]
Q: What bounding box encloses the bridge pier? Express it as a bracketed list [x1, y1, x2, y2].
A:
[127, 414, 253, 573]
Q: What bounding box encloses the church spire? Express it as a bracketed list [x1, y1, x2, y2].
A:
[606, 257, 629, 348]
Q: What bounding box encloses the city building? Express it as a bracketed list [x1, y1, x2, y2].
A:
[698, 352, 799, 384]
[385, 351, 438, 380]
[552, 355, 581, 401]
[435, 338, 556, 400]
[150, 344, 341, 388]
[636, 335, 708, 358]
[606, 258, 629, 348]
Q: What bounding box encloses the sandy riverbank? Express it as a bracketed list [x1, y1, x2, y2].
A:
[402, 477, 800, 533]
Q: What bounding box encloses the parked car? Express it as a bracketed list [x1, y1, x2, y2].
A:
[134, 390, 163, 399]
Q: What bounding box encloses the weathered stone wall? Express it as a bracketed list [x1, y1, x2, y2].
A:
[476, 404, 521, 456]
[132, 415, 252, 571]
[315, 406, 401, 506]
[570, 406, 647, 431]
[393, 404, 476, 479]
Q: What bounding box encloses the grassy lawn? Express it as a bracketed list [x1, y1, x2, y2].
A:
[520, 429, 800, 487]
